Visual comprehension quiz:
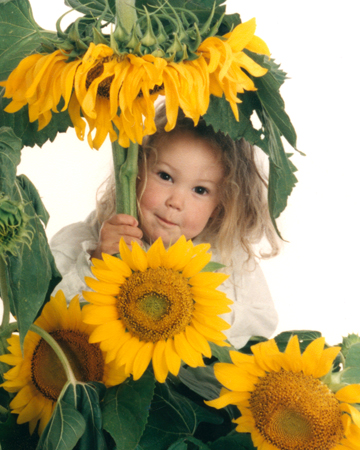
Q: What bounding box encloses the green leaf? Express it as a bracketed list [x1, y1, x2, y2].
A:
[201, 261, 225, 272]
[209, 433, 256, 450]
[178, 366, 222, 401]
[65, 0, 115, 22]
[168, 436, 212, 449]
[17, 174, 49, 225]
[0, 127, 22, 193]
[248, 52, 298, 150]
[36, 399, 86, 450]
[102, 371, 156, 450]
[167, 441, 189, 450]
[0, 127, 62, 347]
[0, 0, 54, 80]
[138, 380, 222, 450]
[38, 381, 108, 450]
[209, 342, 235, 363]
[341, 333, 360, 359]
[62, 382, 108, 450]
[0, 411, 39, 450]
[203, 94, 263, 144]
[264, 120, 298, 222]
[343, 343, 360, 384]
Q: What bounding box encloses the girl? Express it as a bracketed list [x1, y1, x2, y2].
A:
[50, 103, 280, 349]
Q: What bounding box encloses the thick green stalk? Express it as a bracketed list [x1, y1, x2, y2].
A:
[112, 140, 139, 219]
[116, 0, 137, 34]
[0, 256, 10, 330]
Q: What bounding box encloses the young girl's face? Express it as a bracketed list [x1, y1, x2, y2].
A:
[139, 132, 224, 247]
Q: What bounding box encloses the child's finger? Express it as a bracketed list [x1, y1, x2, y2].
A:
[108, 214, 138, 227]
[116, 225, 143, 240]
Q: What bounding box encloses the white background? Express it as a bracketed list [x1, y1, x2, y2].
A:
[10, 0, 360, 345]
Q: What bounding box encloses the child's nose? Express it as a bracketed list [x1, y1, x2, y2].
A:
[165, 189, 185, 210]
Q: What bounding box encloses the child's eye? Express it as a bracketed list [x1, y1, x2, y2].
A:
[194, 186, 209, 195]
[158, 171, 172, 181]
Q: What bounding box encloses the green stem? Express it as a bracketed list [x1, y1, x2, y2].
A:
[0, 322, 18, 338]
[29, 324, 77, 385]
[115, 0, 137, 34]
[112, 140, 139, 219]
[0, 255, 10, 329]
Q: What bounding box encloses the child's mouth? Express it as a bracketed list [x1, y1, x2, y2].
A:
[157, 216, 177, 226]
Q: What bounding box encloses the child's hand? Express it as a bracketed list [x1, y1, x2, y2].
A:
[91, 214, 143, 260]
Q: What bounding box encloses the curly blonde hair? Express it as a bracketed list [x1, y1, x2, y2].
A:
[96, 102, 280, 263]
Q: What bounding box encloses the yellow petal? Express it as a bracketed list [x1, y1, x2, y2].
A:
[17, 395, 46, 424]
[251, 339, 281, 372]
[82, 290, 116, 306]
[245, 35, 270, 56]
[225, 19, 257, 53]
[191, 318, 228, 342]
[146, 238, 167, 269]
[340, 402, 360, 428]
[152, 340, 168, 383]
[194, 302, 231, 316]
[102, 253, 133, 277]
[213, 363, 255, 392]
[10, 385, 34, 409]
[131, 241, 148, 272]
[119, 238, 137, 271]
[190, 272, 229, 289]
[164, 338, 181, 376]
[132, 342, 154, 380]
[205, 390, 248, 409]
[185, 325, 212, 358]
[301, 337, 326, 376]
[88, 320, 124, 343]
[173, 332, 204, 368]
[91, 266, 125, 284]
[82, 304, 118, 325]
[85, 277, 120, 296]
[336, 384, 360, 404]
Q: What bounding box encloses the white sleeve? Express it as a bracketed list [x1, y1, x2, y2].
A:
[218, 250, 278, 349]
[49, 212, 100, 302]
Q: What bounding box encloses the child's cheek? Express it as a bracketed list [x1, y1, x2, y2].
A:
[140, 183, 162, 210]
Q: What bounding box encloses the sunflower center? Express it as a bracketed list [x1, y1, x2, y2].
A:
[117, 267, 194, 342]
[85, 58, 114, 100]
[137, 294, 170, 320]
[31, 330, 104, 401]
[249, 369, 344, 450]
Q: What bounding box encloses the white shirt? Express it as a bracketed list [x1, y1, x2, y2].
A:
[50, 212, 278, 349]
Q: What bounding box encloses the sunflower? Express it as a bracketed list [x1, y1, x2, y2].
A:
[82, 236, 232, 383]
[206, 335, 360, 450]
[0, 291, 128, 436]
[0, 18, 269, 150]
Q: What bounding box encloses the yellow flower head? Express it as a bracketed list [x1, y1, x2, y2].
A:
[82, 236, 232, 383]
[0, 291, 127, 436]
[206, 336, 360, 450]
[0, 19, 269, 150]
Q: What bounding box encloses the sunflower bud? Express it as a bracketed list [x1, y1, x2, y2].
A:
[0, 195, 32, 256]
[166, 33, 183, 56]
[199, 2, 216, 36]
[126, 25, 141, 51]
[140, 8, 158, 47]
[153, 17, 168, 45]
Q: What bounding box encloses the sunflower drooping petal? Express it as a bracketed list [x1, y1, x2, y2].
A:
[0, 291, 128, 436]
[82, 236, 231, 383]
[0, 19, 269, 150]
[206, 336, 360, 450]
